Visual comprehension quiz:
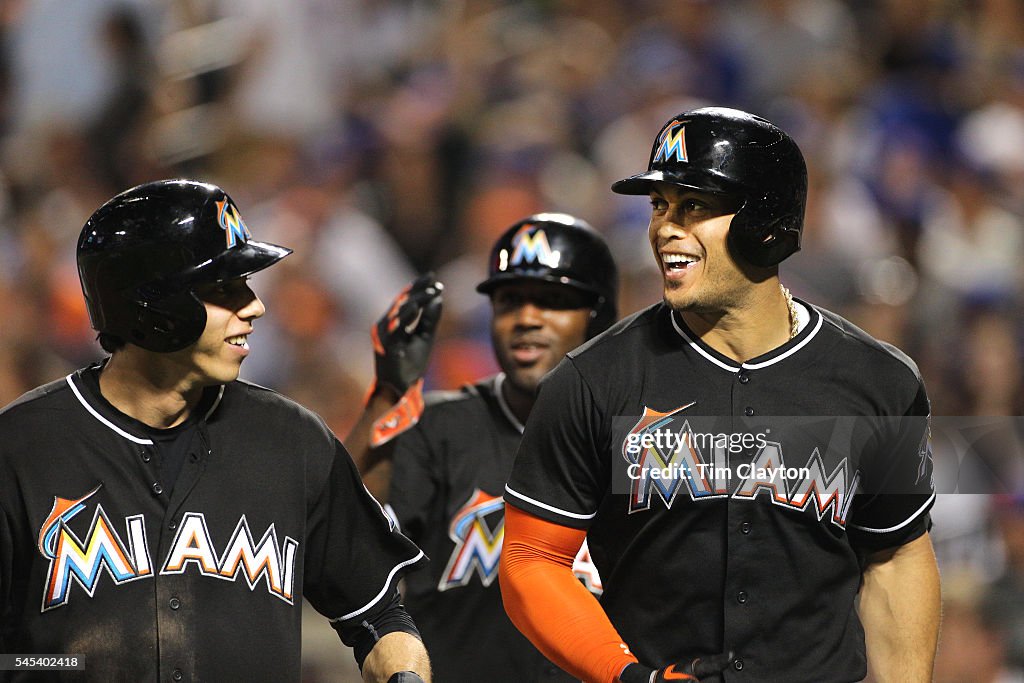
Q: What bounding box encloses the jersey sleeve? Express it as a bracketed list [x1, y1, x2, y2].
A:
[388, 421, 439, 542]
[847, 381, 936, 552]
[303, 438, 427, 626]
[505, 358, 607, 529]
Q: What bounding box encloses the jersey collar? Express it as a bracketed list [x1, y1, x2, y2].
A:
[668, 298, 823, 373]
[66, 364, 226, 444]
[492, 373, 525, 434]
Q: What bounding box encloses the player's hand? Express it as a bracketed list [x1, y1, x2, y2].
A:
[619, 652, 733, 683]
[372, 273, 444, 396]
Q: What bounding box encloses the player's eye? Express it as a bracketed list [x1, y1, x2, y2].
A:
[649, 195, 668, 213]
[196, 278, 251, 304]
[493, 291, 524, 310]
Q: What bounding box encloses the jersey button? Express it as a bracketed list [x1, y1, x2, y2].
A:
[733, 659, 744, 671]
[168, 520, 177, 531]
[151, 482, 163, 496]
[737, 591, 748, 604]
[740, 521, 752, 534]
[172, 669, 183, 681]
[744, 406, 755, 416]
[169, 597, 181, 610]
[737, 371, 750, 384]
[140, 450, 151, 463]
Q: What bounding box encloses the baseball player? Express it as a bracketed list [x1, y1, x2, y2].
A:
[351, 214, 618, 681]
[0, 180, 431, 682]
[499, 108, 941, 682]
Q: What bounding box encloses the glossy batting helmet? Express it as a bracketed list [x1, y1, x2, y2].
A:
[612, 107, 807, 267]
[77, 179, 292, 353]
[476, 213, 618, 336]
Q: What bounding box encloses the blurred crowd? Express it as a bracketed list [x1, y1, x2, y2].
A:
[1, 0, 1023, 680]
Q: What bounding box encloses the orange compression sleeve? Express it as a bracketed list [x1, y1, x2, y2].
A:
[499, 505, 638, 683]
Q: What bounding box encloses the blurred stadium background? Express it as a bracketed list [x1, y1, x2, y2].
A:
[1, 0, 1023, 680]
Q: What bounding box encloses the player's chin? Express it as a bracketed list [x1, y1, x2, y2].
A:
[503, 365, 546, 396]
[663, 286, 697, 312]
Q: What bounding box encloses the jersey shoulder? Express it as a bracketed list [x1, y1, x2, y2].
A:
[223, 379, 336, 440]
[814, 305, 924, 388]
[568, 302, 663, 362]
[0, 374, 77, 424]
[417, 375, 511, 435]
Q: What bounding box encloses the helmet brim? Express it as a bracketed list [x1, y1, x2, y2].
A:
[611, 170, 736, 196]
[187, 240, 293, 283]
[476, 271, 603, 300]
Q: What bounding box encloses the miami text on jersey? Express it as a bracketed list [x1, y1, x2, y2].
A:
[622, 407, 861, 527]
[37, 487, 298, 611]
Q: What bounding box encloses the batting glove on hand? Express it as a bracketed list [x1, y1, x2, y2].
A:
[371, 273, 444, 396]
[619, 652, 733, 683]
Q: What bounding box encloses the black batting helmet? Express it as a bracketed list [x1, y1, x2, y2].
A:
[77, 179, 292, 353]
[612, 107, 807, 267]
[476, 213, 618, 336]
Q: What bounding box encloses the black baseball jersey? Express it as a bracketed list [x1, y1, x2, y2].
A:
[389, 375, 601, 682]
[505, 301, 936, 683]
[0, 364, 426, 682]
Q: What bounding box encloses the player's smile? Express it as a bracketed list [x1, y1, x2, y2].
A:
[225, 333, 251, 355]
[659, 251, 702, 283]
[509, 335, 551, 365]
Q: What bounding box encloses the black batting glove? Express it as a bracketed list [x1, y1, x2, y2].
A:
[371, 273, 444, 396]
[619, 652, 733, 683]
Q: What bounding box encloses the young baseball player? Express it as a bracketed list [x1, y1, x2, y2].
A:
[0, 180, 431, 682]
[499, 108, 941, 683]
[351, 214, 618, 681]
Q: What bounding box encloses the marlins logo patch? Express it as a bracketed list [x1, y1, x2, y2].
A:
[506, 225, 560, 269]
[216, 199, 252, 249]
[653, 119, 688, 164]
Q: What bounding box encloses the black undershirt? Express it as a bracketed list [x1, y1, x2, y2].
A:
[82, 365, 212, 491]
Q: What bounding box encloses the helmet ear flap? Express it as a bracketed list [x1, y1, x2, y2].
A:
[727, 201, 803, 268]
[127, 289, 207, 353]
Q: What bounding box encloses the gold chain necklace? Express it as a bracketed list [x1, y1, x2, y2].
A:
[780, 284, 799, 339]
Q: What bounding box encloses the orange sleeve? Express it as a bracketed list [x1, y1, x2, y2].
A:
[499, 505, 638, 683]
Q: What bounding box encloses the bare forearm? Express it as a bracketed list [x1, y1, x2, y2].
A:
[361, 632, 431, 683]
[859, 533, 941, 683]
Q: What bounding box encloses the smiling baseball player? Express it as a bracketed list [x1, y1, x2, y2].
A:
[500, 108, 940, 683]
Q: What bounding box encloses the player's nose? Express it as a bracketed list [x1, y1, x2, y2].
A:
[237, 286, 266, 321]
[512, 300, 545, 328]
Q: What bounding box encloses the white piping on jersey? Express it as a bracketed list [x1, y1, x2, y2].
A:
[331, 550, 426, 622]
[66, 374, 154, 445]
[504, 485, 597, 520]
[203, 386, 225, 420]
[67, 374, 225, 444]
[849, 491, 937, 534]
[493, 373, 525, 434]
[743, 312, 823, 370]
[669, 301, 822, 372]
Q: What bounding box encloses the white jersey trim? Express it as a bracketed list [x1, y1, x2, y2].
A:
[669, 302, 823, 373]
[849, 492, 936, 534]
[742, 310, 823, 370]
[493, 373, 525, 434]
[670, 314, 738, 372]
[504, 485, 597, 520]
[66, 374, 153, 445]
[331, 550, 426, 622]
[203, 386, 225, 420]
